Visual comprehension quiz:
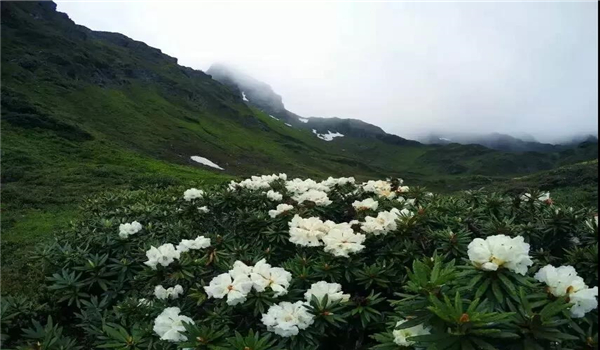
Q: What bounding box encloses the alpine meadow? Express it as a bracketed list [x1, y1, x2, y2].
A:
[0, 2, 598, 350]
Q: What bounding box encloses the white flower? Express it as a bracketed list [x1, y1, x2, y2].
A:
[321, 176, 355, 188]
[392, 319, 431, 347]
[360, 208, 401, 235]
[145, 244, 181, 270]
[197, 206, 210, 213]
[268, 204, 294, 218]
[534, 265, 598, 318]
[398, 186, 410, 193]
[229, 260, 254, 279]
[467, 235, 533, 275]
[322, 223, 365, 257]
[176, 236, 211, 253]
[266, 190, 283, 201]
[288, 215, 333, 246]
[234, 174, 286, 191]
[204, 272, 253, 305]
[362, 180, 396, 199]
[118, 221, 142, 239]
[285, 178, 329, 194]
[183, 188, 204, 201]
[293, 189, 332, 206]
[397, 197, 416, 206]
[352, 198, 379, 211]
[153, 307, 194, 342]
[261, 301, 314, 337]
[154, 285, 184, 300]
[250, 259, 292, 296]
[304, 281, 350, 305]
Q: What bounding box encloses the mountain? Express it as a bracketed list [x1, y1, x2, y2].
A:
[420, 131, 599, 153]
[420, 132, 561, 152]
[1, 1, 598, 212]
[207, 63, 420, 146]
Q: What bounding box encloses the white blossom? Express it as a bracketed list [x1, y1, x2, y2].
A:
[197, 206, 210, 213]
[176, 236, 211, 253]
[304, 281, 350, 305]
[360, 208, 403, 235]
[321, 176, 355, 188]
[352, 198, 379, 211]
[467, 235, 533, 275]
[534, 265, 598, 318]
[292, 189, 332, 206]
[203, 273, 253, 306]
[153, 307, 194, 342]
[268, 204, 294, 218]
[285, 178, 329, 194]
[118, 221, 142, 239]
[362, 180, 396, 199]
[288, 215, 333, 246]
[183, 188, 204, 201]
[266, 190, 283, 201]
[261, 301, 314, 337]
[392, 319, 431, 347]
[229, 260, 253, 279]
[250, 259, 292, 296]
[322, 223, 366, 257]
[154, 285, 184, 300]
[145, 244, 181, 270]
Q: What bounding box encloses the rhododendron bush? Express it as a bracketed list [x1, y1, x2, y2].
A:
[2, 175, 598, 350]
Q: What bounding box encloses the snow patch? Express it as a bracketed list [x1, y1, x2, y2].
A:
[242, 92, 249, 102]
[285, 123, 292, 127]
[439, 137, 452, 142]
[191, 156, 224, 170]
[269, 115, 279, 120]
[312, 129, 344, 141]
[298, 117, 309, 123]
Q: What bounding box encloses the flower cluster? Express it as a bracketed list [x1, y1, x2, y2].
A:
[268, 203, 294, 218]
[322, 222, 365, 257]
[352, 198, 379, 211]
[292, 189, 332, 206]
[153, 307, 194, 342]
[288, 215, 334, 247]
[176, 236, 211, 253]
[204, 259, 292, 305]
[304, 281, 350, 305]
[118, 221, 142, 239]
[534, 265, 598, 318]
[361, 208, 411, 235]
[261, 301, 315, 337]
[145, 236, 211, 269]
[266, 190, 283, 201]
[231, 173, 287, 190]
[467, 235, 533, 275]
[154, 285, 184, 300]
[183, 188, 204, 201]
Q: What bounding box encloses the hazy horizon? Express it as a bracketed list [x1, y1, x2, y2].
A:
[56, 1, 598, 143]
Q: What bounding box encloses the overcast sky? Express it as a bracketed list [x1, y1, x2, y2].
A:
[56, 1, 598, 143]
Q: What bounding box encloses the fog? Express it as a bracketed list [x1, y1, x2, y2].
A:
[56, 1, 598, 143]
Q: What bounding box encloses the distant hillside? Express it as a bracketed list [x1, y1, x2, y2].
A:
[420, 131, 598, 153]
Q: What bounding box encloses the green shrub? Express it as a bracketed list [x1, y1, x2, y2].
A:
[2, 176, 598, 349]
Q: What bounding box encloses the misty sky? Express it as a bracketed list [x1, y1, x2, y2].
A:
[56, 1, 598, 142]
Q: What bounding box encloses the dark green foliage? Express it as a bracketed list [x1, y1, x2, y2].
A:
[1, 181, 597, 349]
